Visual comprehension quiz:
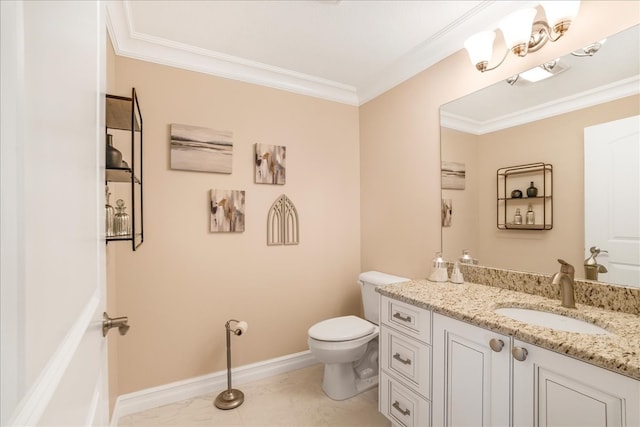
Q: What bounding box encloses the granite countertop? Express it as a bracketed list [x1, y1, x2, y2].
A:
[377, 279, 640, 380]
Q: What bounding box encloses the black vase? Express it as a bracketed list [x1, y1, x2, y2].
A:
[511, 189, 523, 199]
[527, 182, 538, 197]
[106, 134, 123, 169]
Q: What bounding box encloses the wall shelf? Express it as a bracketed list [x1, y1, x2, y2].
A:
[497, 162, 552, 230]
[105, 88, 143, 250]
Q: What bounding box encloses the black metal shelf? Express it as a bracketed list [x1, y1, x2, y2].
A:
[105, 88, 143, 251]
[497, 162, 553, 231]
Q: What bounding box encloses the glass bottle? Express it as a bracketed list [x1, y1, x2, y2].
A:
[514, 208, 522, 225]
[526, 181, 538, 197]
[105, 186, 115, 237]
[113, 199, 131, 237]
[526, 204, 535, 225]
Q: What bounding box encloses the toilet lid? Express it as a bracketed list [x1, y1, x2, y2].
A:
[308, 315, 376, 341]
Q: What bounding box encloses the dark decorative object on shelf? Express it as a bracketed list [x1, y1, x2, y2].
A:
[106, 134, 123, 168]
[527, 181, 538, 197]
[511, 189, 523, 198]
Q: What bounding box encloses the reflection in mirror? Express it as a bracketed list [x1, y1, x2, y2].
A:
[440, 25, 639, 288]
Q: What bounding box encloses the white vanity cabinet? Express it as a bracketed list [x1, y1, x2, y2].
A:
[379, 296, 432, 427]
[512, 339, 640, 427]
[431, 313, 640, 427]
[432, 313, 511, 427]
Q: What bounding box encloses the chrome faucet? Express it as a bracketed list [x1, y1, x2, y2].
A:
[551, 259, 576, 308]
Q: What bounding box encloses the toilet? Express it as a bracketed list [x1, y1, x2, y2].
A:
[307, 271, 409, 400]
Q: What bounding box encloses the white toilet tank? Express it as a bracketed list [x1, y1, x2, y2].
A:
[359, 271, 409, 325]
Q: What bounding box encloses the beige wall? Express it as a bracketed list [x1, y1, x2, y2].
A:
[109, 55, 361, 394]
[360, 2, 640, 280]
[442, 96, 639, 277]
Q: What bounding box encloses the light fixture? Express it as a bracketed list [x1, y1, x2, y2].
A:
[571, 38, 606, 57]
[464, 1, 581, 72]
[506, 58, 567, 86]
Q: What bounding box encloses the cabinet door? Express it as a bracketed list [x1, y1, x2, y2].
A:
[512, 339, 640, 427]
[433, 314, 511, 427]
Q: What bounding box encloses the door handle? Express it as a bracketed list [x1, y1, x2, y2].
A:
[103, 312, 130, 337]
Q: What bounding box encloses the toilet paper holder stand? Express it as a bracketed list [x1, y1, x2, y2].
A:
[214, 319, 248, 410]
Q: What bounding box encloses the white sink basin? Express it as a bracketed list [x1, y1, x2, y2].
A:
[494, 307, 610, 335]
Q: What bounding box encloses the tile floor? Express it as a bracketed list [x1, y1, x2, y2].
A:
[118, 364, 391, 427]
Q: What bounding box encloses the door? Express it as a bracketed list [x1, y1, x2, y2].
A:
[584, 115, 640, 287]
[432, 314, 511, 427]
[1, 1, 108, 425]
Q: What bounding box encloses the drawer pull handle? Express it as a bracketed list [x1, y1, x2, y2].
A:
[393, 312, 412, 322]
[393, 401, 411, 416]
[393, 352, 412, 365]
[489, 338, 504, 352]
[512, 346, 528, 362]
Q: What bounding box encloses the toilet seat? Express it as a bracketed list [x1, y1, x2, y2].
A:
[308, 315, 375, 342]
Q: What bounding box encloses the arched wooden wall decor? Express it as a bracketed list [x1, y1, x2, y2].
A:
[267, 194, 299, 246]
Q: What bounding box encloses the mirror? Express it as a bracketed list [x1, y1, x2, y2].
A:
[440, 25, 639, 287]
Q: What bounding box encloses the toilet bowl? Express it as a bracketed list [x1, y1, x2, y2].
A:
[307, 315, 380, 400]
[307, 271, 409, 401]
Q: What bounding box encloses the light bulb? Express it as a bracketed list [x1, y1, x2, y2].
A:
[541, 1, 580, 34]
[464, 31, 496, 71]
[499, 8, 537, 56]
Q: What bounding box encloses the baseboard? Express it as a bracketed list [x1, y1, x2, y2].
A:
[110, 350, 318, 426]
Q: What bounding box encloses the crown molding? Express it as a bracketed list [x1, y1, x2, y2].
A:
[106, 1, 529, 106]
[106, 1, 359, 105]
[441, 75, 640, 135]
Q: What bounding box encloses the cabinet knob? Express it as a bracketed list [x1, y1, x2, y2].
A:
[512, 346, 528, 361]
[392, 401, 411, 416]
[489, 338, 504, 352]
[392, 312, 412, 323]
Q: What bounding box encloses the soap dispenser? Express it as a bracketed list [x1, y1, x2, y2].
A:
[584, 246, 608, 280]
[458, 249, 478, 265]
[428, 252, 449, 282]
[450, 262, 464, 284]
[459, 249, 477, 265]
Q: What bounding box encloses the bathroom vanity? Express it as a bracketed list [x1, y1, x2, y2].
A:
[377, 275, 640, 427]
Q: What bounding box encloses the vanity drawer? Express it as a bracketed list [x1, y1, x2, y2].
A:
[381, 326, 431, 399]
[380, 371, 431, 427]
[381, 296, 431, 344]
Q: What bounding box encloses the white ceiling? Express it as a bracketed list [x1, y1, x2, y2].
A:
[106, 0, 535, 105]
